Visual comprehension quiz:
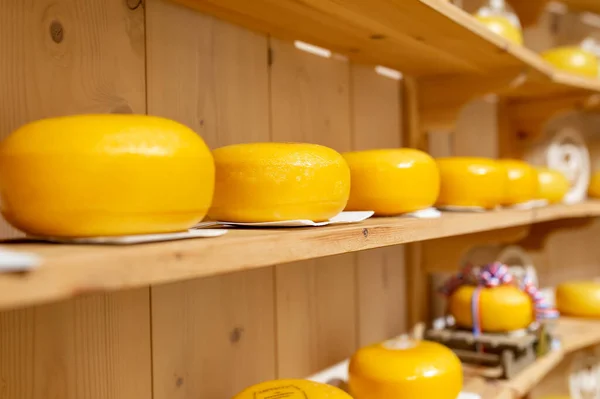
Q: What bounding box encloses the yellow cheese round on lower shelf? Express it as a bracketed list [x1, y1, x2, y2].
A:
[475, 15, 524, 45]
[541, 46, 599, 78]
[498, 159, 537, 206]
[436, 157, 506, 209]
[449, 285, 533, 332]
[537, 168, 569, 204]
[208, 143, 350, 223]
[588, 171, 600, 198]
[556, 281, 600, 318]
[348, 338, 462, 399]
[342, 149, 439, 215]
[232, 379, 352, 399]
[0, 114, 214, 237]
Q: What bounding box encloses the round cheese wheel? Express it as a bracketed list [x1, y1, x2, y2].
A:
[449, 285, 533, 332]
[556, 281, 600, 318]
[343, 149, 439, 215]
[0, 115, 214, 237]
[475, 15, 524, 45]
[349, 337, 462, 399]
[436, 157, 506, 209]
[541, 47, 599, 78]
[498, 159, 537, 206]
[537, 168, 569, 204]
[209, 143, 350, 223]
[588, 171, 600, 198]
[232, 379, 352, 399]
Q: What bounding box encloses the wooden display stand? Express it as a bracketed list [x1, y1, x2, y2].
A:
[0, 1, 600, 399]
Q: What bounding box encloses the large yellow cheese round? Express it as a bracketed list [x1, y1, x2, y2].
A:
[541, 47, 599, 78]
[232, 379, 352, 399]
[349, 338, 462, 399]
[475, 15, 524, 45]
[588, 171, 600, 198]
[556, 281, 600, 318]
[0, 114, 214, 237]
[498, 159, 537, 206]
[449, 285, 533, 332]
[342, 149, 439, 215]
[209, 143, 350, 223]
[537, 168, 569, 204]
[436, 157, 506, 209]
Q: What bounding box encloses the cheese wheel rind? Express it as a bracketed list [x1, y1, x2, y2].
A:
[449, 285, 533, 332]
[498, 159, 538, 206]
[537, 168, 569, 204]
[343, 149, 439, 215]
[0, 114, 214, 237]
[232, 379, 352, 399]
[349, 339, 462, 399]
[209, 143, 350, 223]
[556, 281, 600, 318]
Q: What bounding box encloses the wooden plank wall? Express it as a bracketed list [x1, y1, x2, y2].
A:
[0, 1, 406, 398]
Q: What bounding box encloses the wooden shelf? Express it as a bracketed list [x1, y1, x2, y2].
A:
[465, 317, 600, 399]
[0, 202, 599, 311]
[510, 0, 600, 26]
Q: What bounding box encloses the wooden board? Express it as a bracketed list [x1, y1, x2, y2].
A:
[0, 1, 150, 398]
[145, 1, 276, 398]
[350, 65, 407, 345]
[7, 203, 600, 310]
[169, 0, 549, 77]
[269, 37, 357, 377]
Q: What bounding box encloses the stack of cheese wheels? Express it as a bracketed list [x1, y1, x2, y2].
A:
[541, 46, 599, 77]
[449, 284, 533, 332]
[348, 336, 462, 399]
[232, 379, 352, 399]
[343, 149, 439, 215]
[556, 281, 600, 318]
[537, 168, 570, 204]
[436, 157, 506, 210]
[498, 159, 537, 206]
[209, 143, 350, 223]
[0, 115, 214, 237]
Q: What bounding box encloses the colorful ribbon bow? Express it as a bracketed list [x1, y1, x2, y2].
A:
[440, 262, 559, 337]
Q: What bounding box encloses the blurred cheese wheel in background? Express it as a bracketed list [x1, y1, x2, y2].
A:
[349, 337, 462, 399]
[232, 379, 352, 399]
[588, 171, 600, 198]
[556, 281, 600, 318]
[537, 168, 569, 204]
[0, 114, 214, 237]
[343, 149, 439, 215]
[436, 157, 505, 210]
[209, 143, 350, 223]
[449, 285, 533, 332]
[541, 47, 599, 78]
[498, 159, 537, 206]
[474, 15, 524, 45]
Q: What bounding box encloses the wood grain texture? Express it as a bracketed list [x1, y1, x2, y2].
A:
[270, 38, 357, 377]
[0, 1, 150, 399]
[350, 65, 407, 345]
[145, 2, 275, 398]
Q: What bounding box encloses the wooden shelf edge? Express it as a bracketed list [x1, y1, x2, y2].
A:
[0, 201, 598, 311]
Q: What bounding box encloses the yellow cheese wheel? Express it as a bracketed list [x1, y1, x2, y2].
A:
[232, 379, 352, 399]
[498, 159, 537, 206]
[537, 168, 569, 204]
[209, 143, 350, 223]
[556, 281, 600, 318]
[475, 15, 524, 45]
[588, 171, 600, 198]
[343, 149, 439, 215]
[436, 157, 506, 209]
[449, 285, 533, 332]
[541, 47, 599, 78]
[349, 338, 462, 399]
[0, 115, 214, 237]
